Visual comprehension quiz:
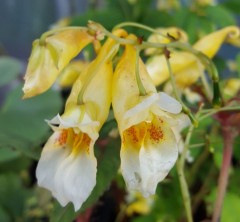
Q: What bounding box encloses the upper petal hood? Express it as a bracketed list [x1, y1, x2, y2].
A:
[193, 26, 240, 58]
[112, 35, 156, 131]
[23, 29, 94, 98]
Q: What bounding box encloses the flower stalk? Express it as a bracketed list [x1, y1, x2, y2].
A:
[212, 126, 237, 222]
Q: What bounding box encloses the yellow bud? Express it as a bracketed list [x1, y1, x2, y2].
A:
[223, 78, 240, 98]
[193, 26, 240, 58]
[145, 27, 188, 55]
[23, 29, 94, 98]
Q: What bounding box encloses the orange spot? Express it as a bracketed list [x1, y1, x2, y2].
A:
[57, 130, 68, 145]
[147, 118, 164, 143]
[126, 126, 139, 144]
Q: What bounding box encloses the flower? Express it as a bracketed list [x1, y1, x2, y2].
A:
[36, 107, 99, 211]
[35, 31, 123, 211]
[146, 26, 240, 88]
[23, 28, 94, 98]
[112, 36, 187, 196]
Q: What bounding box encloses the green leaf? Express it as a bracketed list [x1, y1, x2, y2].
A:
[50, 138, 121, 222]
[236, 53, 240, 77]
[0, 85, 63, 159]
[0, 206, 10, 222]
[0, 56, 22, 87]
[0, 147, 20, 163]
[205, 5, 236, 27]
[0, 173, 31, 219]
[222, 0, 240, 14]
[206, 190, 240, 222]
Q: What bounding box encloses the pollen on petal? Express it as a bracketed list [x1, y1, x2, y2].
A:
[123, 123, 146, 150]
[56, 129, 68, 146]
[146, 117, 165, 144]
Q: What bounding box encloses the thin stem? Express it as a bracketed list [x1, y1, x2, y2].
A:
[199, 69, 212, 102]
[88, 21, 136, 45]
[212, 127, 237, 222]
[199, 105, 240, 121]
[135, 48, 147, 96]
[113, 22, 169, 38]
[177, 123, 195, 222]
[164, 53, 198, 126]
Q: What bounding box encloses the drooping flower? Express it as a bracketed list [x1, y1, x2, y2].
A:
[146, 26, 240, 88]
[112, 35, 188, 196]
[23, 28, 94, 98]
[36, 30, 127, 211]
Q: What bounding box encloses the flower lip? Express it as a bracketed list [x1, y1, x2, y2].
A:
[156, 92, 182, 114]
[124, 93, 159, 120]
[46, 113, 100, 141]
[124, 92, 182, 120]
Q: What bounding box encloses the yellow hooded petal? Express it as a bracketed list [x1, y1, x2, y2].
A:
[112, 35, 156, 130]
[193, 26, 240, 58]
[23, 29, 94, 98]
[145, 27, 188, 55]
[66, 29, 128, 129]
[146, 52, 200, 87]
[146, 26, 240, 88]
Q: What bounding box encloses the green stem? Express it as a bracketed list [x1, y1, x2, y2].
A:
[113, 22, 169, 38]
[135, 48, 147, 96]
[164, 53, 198, 126]
[199, 105, 240, 121]
[88, 21, 136, 45]
[177, 123, 195, 222]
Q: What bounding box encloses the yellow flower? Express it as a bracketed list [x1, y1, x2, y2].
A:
[112, 35, 188, 196]
[36, 30, 126, 211]
[23, 28, 94, 98]
[223, 78, 240, 98]
[126, 191, 154, 216]
[146, 26, 240, 88]
[145, 27, 188, 55]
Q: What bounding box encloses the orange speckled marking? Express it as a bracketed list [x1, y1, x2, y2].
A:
[147, 123, 164, 143]
[57, 129, 68, 145]
[56, 129, 91, 155]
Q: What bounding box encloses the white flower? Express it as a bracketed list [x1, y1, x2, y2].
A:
[36, 107, 98, 211]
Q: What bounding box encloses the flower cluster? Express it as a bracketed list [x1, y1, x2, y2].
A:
[22, 22, 239, 211]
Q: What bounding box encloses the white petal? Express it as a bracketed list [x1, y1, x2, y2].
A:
[120, 146, 142, 192]
[157, 92, 182, 114]
[36, 132, 70, 206]
[54, 147, 97, 211]
[139, 142, 178, 197]
[124, 93, 159, 120]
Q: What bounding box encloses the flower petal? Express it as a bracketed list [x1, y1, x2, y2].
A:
[139, 117, 178, 196]
[156, 92, 182, 114]
[54, 146, 97, 211]
[36, 131, 71, 206]
[121, 145, 142, 192]
[124, 94, 159, 120]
